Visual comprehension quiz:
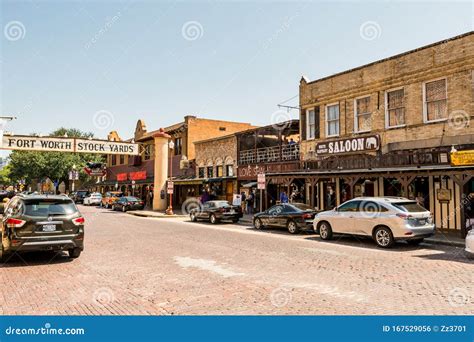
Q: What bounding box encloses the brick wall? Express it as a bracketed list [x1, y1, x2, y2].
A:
[300, 32, 474, 159]
[194, 135, 237, 177]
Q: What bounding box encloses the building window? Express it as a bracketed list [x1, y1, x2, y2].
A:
[198, 167, 205, 178]
[174, 138, 182, 155]
[226, 164, 234, 177]
[326, 104, 340, 137]
[385, 88, 405, 127]
[306, 109, 316, 140]
[354, 96, 371, 132]
[216, 165, 223, 177]
[423, 78, 447, 122]
[144, 144, 154, 160]
[219, 127, 226, 131]
[111, 155, 117, 166]
[119, 155, 125, 165]
[207, 166, 214, 178]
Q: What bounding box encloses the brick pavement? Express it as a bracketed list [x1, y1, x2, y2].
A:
[0, 205, 472, 315]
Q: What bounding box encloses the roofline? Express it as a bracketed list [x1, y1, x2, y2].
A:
[194, 132, 238, 145]
[234, 120, 300, 136]
[301, 31, 474, 86]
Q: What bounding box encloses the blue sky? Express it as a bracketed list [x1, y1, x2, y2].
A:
[1, 0, 473, 146]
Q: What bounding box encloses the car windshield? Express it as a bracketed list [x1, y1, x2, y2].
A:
[214, 201, 230, 207]
[76, 191, 88, 195]
[111, 193, 123, 198]
[392, 201, 428, 213]
[22, 199, 78, 217]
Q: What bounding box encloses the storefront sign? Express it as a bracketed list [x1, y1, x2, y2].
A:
[0, 135, 139, 155]
[437, 189, 452, 202]
[237, 162, 299, 180]
[232, 194, 242, 206]
[130, 171, 147, 181]
[117, 173, 128, 181]
[315, 135, 380, 155]
[450, 150, 474, 166]
[167, 181, 174, 194]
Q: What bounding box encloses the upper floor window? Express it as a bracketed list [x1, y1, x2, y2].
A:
[174, 138, 182, 155]
[354, 96, 371, 132]
[226, 164, 234, 177]
[306, 108, 316, 140]
[385, 88, 405, 128]
[119, 155, 125, 165]
[111, 155, 117, 166]
[198, 167, 205, 178]
[325, 104, 340, 137]
[423, 78, 447, 122]
[207, 166, 214, 178]
[216, 165, 223, 177]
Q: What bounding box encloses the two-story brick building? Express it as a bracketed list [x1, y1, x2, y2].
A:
[267, 31, 474, 236]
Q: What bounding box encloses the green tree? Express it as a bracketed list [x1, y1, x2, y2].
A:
[7, 128, 105, 193]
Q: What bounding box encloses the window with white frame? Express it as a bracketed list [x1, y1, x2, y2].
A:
[326, 104, 340, 137]
[306, 109, 316, 140]
[355, 96, 371, 132]
[386, 88, 405, 127]
[424, 78, 447, 122]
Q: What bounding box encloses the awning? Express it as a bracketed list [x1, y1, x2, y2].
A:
[241, 181, 257, 188]
[173, 179, 203, 185]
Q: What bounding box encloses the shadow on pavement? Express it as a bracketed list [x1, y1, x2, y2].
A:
[0, 250, 72, 268]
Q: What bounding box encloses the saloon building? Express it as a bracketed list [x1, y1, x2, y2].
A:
[267, 32, 474, 237]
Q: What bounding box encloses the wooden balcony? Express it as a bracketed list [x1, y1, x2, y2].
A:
[239, 144, 300, 165]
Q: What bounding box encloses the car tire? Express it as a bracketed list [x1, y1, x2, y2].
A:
[122, 206, 127, 212]
[190, 212, 197, 222]
[105, 203, 109, 209]
[319, 221, 333, 240]
[232, 218, 239, 223]
[287, 220, 299, 234]
[254, 218, 264, 230]
[374, 226, 394, 248]
[68, 248, 82, 259]
[209, 214, 218, 224]
[406, 238, 424, 246]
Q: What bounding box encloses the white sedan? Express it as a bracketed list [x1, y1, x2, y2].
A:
[83, 193, 102, 206]
[466, 229, 474, 258]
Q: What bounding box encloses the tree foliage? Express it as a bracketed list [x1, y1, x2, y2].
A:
[7, 127, 105, 190]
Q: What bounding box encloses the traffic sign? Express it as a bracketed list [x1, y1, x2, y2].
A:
[257, 173, 265, 190]
[167, 181, 174, 194]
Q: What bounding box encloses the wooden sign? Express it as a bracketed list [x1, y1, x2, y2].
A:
[315, 134, 380, 155]
[451, 150, 474, 166]
[0, 135, 139, 155]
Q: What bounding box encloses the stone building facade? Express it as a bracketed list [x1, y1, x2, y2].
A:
[268, 31, 474, 236]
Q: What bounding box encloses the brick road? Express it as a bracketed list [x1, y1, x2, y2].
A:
[0, 205, 472, 315]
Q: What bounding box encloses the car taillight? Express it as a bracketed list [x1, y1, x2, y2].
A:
[396, 213, 412, 220]
[6, 218, 26, 228]
[302, 213, 312, 219]
[72, 217, 85, 226]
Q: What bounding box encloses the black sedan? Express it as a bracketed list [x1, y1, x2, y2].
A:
[112, 196, 145, 212]
[190, 200, 243, 224]
[253, 203, 318, 234]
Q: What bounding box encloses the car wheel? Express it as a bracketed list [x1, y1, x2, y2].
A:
[68, 248, 82, 259]
[374, 226, 394, 248]
[122, 206, 127, 212]
[254, 218, 264, 230]
[209, 214, 218, 224]
[287, 220, 299, 234]
[190, 212, 197, 222]
[105, 203, 109, 209]
[319, 221, 333, 240]
[406, 238, 424, 246]
[232, 218, 239, 223]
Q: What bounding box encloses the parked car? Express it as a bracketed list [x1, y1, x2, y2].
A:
[313, 197, 435, 248]
[101, 192, 123, 209]
[253, 203, 317, 234]
[190, 200, 243, 224]
[83, 192, 103, 206]
[112, 196, 145, 212]
[0, 194, 84, 260]
[465, 228, 474, 258]
[73, 190, 90, 204]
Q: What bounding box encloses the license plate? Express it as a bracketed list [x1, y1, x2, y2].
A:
[419, 220, 426, 225]
[42, 224, 56, 232]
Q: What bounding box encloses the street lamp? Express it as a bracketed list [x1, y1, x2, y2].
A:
[165, 140, 175, 215]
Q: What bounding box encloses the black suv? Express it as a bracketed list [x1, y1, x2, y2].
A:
[0, 194, 85, 261]
[73, 190, 90, 204]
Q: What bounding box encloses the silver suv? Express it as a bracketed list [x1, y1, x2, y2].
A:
[313, 197, 435, 248]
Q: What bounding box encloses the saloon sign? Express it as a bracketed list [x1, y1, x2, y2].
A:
[0, 135, 139, 155]
[315, 135, 380, 156]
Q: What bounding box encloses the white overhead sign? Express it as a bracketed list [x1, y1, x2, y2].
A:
[0, 135, 139, 155]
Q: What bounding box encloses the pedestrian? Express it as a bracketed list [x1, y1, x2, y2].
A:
[247, 191, 254, 215]
[241, 191, 247, 213]
[280, 191, 288, 203]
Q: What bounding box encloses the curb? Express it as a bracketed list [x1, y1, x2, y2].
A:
[424, 237, 465, 248]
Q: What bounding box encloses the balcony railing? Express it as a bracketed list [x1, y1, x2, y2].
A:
[239, 144, 300, 165]
[303, 150, 450, 171]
